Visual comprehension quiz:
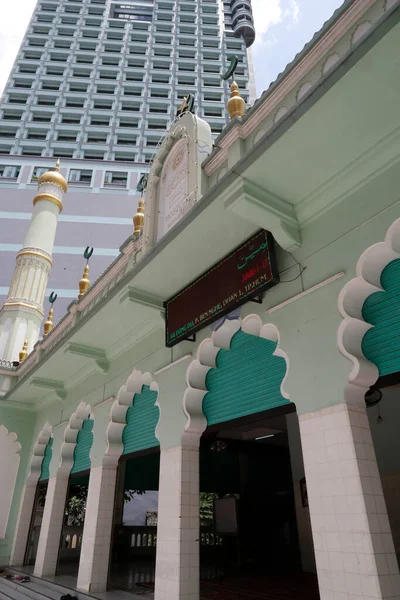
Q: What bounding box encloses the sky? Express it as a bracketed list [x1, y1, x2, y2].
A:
[0, 0, 345, 98]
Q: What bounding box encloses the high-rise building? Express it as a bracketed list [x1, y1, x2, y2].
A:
[0, 0, 255, 317]
[0, 0, 255, 160]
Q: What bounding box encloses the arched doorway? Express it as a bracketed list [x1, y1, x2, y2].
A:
[10, 423, 52, 568]
[109, 383, 160, 593]
[57, 417, 94, 576]
[193, 318, 317, 600]
[33, 403, 93, 579]
[24, 437, 53, 566]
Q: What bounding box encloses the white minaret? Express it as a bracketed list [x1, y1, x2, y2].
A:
[0, 160, 67, 362]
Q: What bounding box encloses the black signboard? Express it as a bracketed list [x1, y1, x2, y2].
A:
[165, 230, 279, 347]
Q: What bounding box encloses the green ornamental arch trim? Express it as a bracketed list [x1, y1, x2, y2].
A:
[183, 315, 290, 438]
[39, 437, 54, 482]
[338, 217, 400, 402]
[106, 370, 160, 461]
[71, 418, 94, 475]
[27, 423, 52, 485]
[122, 385, 160, 455]
[362, 258, 400, 377]
[203, 328, 289, 426]
[60, 402, 92, 475]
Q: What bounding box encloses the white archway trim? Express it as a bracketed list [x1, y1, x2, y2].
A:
[385, 0, 397, 10]
[351, 21, 372, 45]
[59, 401, 92, 474]
[322, 53, 340, 75]
[27, 422, 52, 485]
[297, 82, 313, 101]
[0, 425, 21, 539]
[105, 369, 158, 465]
[273, 107, 288, 124]
[182, 314, 290, 444]
[337, 217, 400, 401]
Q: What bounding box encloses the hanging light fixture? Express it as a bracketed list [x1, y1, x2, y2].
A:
[210, 440, 228, 453]
[365, 385, 382, 408]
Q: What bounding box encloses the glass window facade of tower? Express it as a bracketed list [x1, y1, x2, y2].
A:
[0, 0, 256, 164]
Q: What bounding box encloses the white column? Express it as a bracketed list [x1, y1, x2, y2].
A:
[10, 480, 37, 566]
[155, 444, 200, 600]
[299, 403, 400, 600]
[286, 412, 316, 573]
[76, 463, 118, 593]
[34, 472, 69, 578]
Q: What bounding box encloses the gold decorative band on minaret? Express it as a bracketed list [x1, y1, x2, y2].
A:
[16, 249, 53, 266]
[33, 192, 63, 212]
[3, 301, 45, 318]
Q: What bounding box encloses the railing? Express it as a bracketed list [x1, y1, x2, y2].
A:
[0, 359, 16, 369]
[112, 525, 223, 557]
[130, 526, 157, 549]
[200, 529, 223, 547]
[113, 526, 157, 558]
[59, 526, 83, 562]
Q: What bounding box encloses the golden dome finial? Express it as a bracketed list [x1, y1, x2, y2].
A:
[37, 160, 67, 194]
[78, 264, 90, 299]
[133, 197, 145, 236]
[43, 306, 54, 338]
[19, 339, 28, 363]
[227, 80, 246, 120]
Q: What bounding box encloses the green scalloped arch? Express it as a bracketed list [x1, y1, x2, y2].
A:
[122, 385, 160, 455]
[71, 418, 94, 475]
[203, 329, 289, 426]
[362, 258, 400, 377]
[39, 437, 53, 482]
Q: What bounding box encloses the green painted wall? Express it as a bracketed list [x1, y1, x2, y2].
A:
[203, 329, 289, 425]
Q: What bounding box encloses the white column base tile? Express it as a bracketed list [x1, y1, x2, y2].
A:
[299, 404, 400, 600]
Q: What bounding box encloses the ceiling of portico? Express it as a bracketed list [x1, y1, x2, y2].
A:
[8, 298, 164, 405]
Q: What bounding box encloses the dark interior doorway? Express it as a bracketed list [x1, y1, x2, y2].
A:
[108, 450, 160, 593]
[24, 481, 48, 566]
[199, 409, 319, 600]
[56, 471, 90, 576]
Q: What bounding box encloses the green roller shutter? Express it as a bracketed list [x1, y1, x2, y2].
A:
[39, 437, 53, 482]
[122, 385, 159, 456]
[203, 329, 289, 426]
[362, 258, 400, 376]
[70, 418, 94, 475]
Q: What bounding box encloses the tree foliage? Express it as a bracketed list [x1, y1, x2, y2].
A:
[199, 493, 217, 526]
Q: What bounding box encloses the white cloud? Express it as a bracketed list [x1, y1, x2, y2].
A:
[252, 0, 283, 47]
[0, 1, 37, 96]
[252, 0, 301, 52]
[289, 0, 300, 22]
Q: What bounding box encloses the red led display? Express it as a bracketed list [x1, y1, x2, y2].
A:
[165, 230, 279, 347]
